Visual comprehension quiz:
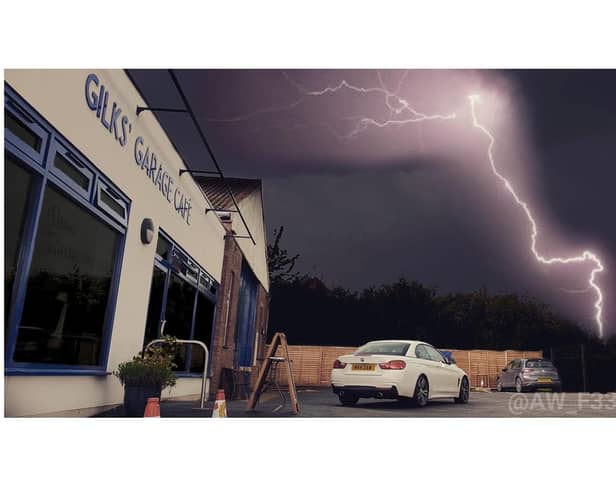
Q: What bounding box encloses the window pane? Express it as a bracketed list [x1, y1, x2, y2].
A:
[143, 266, 166, 347]
[14, 185, 119, 366]
[156, 234, 171, 259]
[425, 346, 444, 362]
[5, 156, 34, 329]
[356, 341, 410, 356]
[164, 273, 196, 371]
[415, 345, 430, 360]
[54, 153, 90, 191]
[5, 110, 42, 152]
[99, 187, 126, 219]
[189, 291, 215, 373]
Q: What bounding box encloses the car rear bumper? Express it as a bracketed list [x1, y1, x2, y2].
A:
[332, 384, 400, 399]
[523, 381, 562, 391]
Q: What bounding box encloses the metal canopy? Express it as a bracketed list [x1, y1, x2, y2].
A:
[127, 69, 256, 245]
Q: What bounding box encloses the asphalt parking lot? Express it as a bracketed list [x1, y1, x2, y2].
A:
[244, 387, 616, 418]
[97, 387, 616, 417]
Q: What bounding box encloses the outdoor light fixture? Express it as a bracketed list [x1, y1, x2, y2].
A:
[141, 218, 155, 245]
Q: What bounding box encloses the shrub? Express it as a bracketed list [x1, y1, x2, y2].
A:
[113, 336, 180, 389]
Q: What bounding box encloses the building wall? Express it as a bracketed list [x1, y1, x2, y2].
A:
[208, 229, 270, 399]
[208, 233, 244, 394]
[4, 69, 230, 416]
[233, 188, 270, 293]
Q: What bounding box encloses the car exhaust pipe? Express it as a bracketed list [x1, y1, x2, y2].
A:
[376, 392, 384, 399]
[339, 390, 344, 397]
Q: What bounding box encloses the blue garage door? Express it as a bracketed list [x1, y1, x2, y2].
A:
[234, 262, 258, 368]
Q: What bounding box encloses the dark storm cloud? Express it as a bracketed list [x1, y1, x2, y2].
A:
[127, 69, 616, 336]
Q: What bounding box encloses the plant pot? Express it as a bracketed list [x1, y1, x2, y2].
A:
[123, 384, 162, 417]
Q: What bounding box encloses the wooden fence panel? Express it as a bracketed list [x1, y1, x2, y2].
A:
[265, 344, 542, 389]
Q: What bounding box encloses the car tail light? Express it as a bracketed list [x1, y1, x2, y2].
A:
[333, 360, 347, 369]
[379, 360, 406, 370]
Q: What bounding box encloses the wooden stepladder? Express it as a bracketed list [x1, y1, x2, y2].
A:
[246, 332, 300, 415]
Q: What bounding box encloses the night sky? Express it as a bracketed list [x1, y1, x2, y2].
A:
[128, 69, 616, 338]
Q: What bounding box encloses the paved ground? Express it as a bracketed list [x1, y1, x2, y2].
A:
[95, 387, 616, 418]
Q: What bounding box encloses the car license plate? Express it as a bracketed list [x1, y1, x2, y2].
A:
[352, 363, 376, 371]
[537, 378, 552, 383]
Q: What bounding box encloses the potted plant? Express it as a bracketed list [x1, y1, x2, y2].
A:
[113, 336, 180, 417]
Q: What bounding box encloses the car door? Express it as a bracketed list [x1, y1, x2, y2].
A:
[512, 359, 523, 386]
[433, 348, 462, 395]
[414, 344, 443, 396]
[499, 361, 512, 388]
[503, 360, 518, 388]
[425, 345, 459, 396]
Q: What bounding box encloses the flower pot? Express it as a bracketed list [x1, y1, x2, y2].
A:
[123, 384, 162, 417]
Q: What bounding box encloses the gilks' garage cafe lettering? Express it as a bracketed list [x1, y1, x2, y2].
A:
[84, 73, 192, 225]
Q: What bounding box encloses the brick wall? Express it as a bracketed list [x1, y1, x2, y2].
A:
[209, 234, 242, 396]
[208, 229, 270, 398]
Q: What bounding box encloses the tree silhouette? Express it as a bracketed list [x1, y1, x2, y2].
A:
[267, 226, 301, 284]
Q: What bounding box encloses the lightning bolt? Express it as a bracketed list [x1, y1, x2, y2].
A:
[204, 71, 606, 336]
[468, 94, 604, 337]
[284, 72, 457, 139]
[203, 71, 455, 139]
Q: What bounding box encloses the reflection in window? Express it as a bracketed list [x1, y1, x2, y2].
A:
[156, 234, 171, 259]
[4, 156, 34, 329]
[54, 153, 90, 191]
[99, 187, 126, 219]
[143, 266, 166, 347]
[5, 109, 41, 152]
[145, 232, 218, 374]
[189, 291, 215, 373]
[13, 185, 119, 365]
[164, 273, 196, 371]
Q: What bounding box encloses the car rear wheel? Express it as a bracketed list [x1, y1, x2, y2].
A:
[454, 377, 470, 404]
[515, 378, 523, 393]
[413, 375, 429, 407]
[338, 394, 359, 406]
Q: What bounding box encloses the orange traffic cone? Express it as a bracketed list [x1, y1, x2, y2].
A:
[212, 389, 227, 418]
[144, 397, 161, 418]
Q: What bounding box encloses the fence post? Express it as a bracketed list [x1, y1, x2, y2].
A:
[468, 352, 472, 387]
[319, 347, 325, 385]
[580, 344, 587, 393]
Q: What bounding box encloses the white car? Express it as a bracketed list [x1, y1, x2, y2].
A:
[331, 340, 470, 407]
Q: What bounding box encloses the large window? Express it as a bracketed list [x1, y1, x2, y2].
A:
[13, 185, 119, 365]
[143, 232, 218, 375]
[4, 86, 128, 372]
[4, 156, 34, 328]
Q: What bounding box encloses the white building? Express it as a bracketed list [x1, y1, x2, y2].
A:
[4, 69, 270, 416]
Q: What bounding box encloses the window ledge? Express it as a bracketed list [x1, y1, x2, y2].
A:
[173, 372, 207, 378]
[5, 368, 111, 377]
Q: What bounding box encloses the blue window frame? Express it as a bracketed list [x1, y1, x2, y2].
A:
[96, 179, 129, 226]
[49, 139, 95, 200]
[144, 230, 219, 376]
[4, 96, 49, 165]
[4, 84, 130, 375]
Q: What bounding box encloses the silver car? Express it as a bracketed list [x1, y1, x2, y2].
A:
[496, 358, 562, 393]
